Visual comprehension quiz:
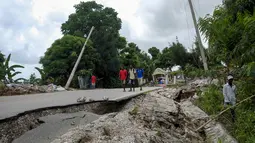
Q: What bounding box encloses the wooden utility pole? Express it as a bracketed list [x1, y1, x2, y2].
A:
[65, 26, 95, 89]
[188, 0, 208, 71]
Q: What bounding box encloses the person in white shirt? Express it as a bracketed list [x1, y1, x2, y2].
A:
[128, 65, 136, 92]
[223, 75, 237, 122]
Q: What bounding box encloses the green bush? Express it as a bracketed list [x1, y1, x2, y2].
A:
[0, 81, 5, 96]
[233, 80, 255, 142]
[234, 109, 255, 142]
[0, 81, 5, 90]
[195, 85, 224, 115]
[196, 83, 255, 142]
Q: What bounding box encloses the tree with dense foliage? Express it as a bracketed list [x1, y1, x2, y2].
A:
[156, 47, 174, 69]
[196, 1, 255, 142]
[199, 0, 255, 71]
[148, 47, 160, 61]
[119, 42, 153, 79]
[61, 1, 123, 87]
[147, 47, 162, 77]
[120, 42, 141, 68]
[168, 41, 188, 70]
[148, 40, 198, 71]
[116, 36, 128, 51]
[40, 35, 100, 87]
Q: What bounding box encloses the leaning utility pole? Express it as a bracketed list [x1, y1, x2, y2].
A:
[188, 0, 208, 70]
[65, 26, 95, 89]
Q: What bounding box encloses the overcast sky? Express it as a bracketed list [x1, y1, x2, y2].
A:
[0, 0, 222, 79]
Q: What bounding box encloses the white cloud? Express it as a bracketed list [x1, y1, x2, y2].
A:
[29, 26, 39, 36]
[17, 34, 26, 43]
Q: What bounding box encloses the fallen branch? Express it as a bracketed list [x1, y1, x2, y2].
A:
[195, 94, 255, 132]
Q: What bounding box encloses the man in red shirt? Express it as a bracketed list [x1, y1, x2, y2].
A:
[91, 75, 96, 89]
[119, 66, 127, 92]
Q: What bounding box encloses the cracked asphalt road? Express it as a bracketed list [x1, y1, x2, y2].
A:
[0, 87, 160, 120]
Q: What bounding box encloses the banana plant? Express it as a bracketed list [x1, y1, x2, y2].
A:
[35, 67, 45, 77]
[35, 67, 46, 85]
[2, 54, 24, 83]
[29, 73, 41, 84]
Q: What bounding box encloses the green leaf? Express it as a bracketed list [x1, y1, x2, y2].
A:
[9, 65, 24, 71]
[4, 54, 11, 69]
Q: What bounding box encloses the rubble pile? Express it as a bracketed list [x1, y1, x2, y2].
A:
[0, 84, 66, 96]
[189, 78, 210, 87]
[52, 87, 236, 143]
[189, 78, 220, 88]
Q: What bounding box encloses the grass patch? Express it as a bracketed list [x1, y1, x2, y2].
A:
[195, 85, 224, 115]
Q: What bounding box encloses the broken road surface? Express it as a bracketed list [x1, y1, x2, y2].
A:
[0, 87, 160, 120]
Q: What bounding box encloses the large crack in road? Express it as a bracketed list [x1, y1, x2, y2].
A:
[0, 99, 131, 143]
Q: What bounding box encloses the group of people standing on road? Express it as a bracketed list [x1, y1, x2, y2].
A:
[89, 65, 144, 92]
[119, 65, 144, 92]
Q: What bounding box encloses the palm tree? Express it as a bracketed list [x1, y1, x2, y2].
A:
[2, 54, 24, 83]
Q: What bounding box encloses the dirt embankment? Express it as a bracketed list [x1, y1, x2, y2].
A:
[52, 87, 237, 143]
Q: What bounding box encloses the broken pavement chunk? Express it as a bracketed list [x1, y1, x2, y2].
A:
[102, 96, 109, 101]
[77, 97, 86, 103]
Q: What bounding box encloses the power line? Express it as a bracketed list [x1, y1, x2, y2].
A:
[181, 0, 200, 65]
[196, 0, 201, 16]
[180, 0, 192, 49]
[198, 0, 201, 12]
[193, 0, 200, 19]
